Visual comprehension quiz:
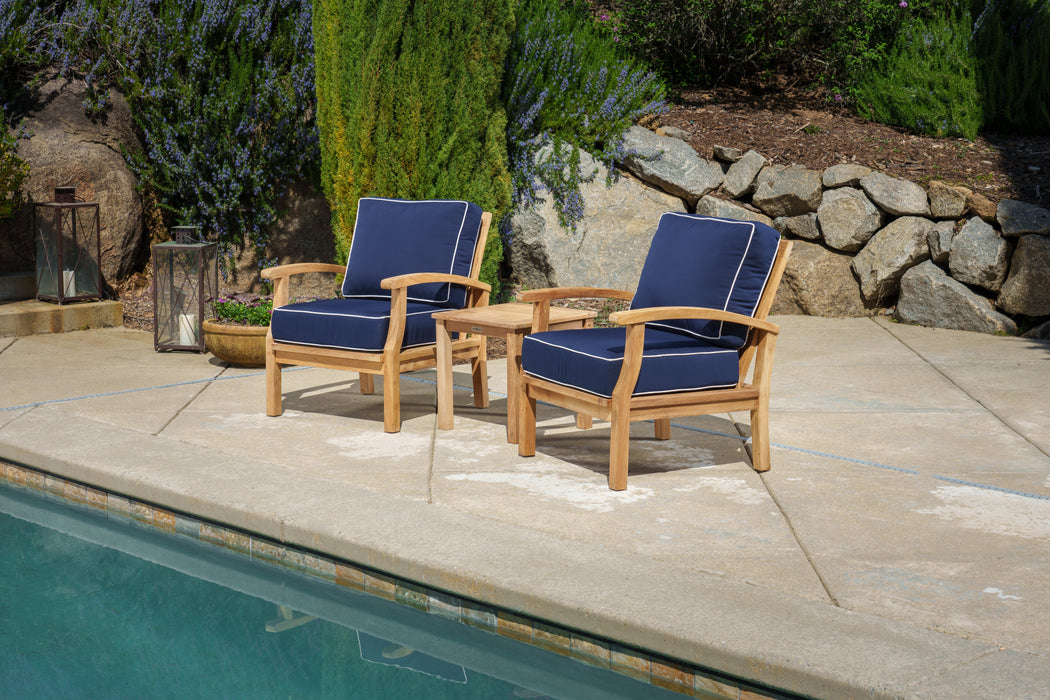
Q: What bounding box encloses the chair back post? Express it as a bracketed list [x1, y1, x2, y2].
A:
[738, 238, 792, 380]
[468, 212, 493, 281]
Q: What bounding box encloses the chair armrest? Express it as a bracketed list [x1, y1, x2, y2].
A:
[608, 306, 780, 335]
[517, 287, 633, 303]
[261, 263, 345, 309]
[517, 287, 632, 332]
[380, 272, 491, 293]
[260, 262, 345, 281]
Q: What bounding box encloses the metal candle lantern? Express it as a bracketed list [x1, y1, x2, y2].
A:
[33, 186, 102, 304]
[152, 226, 218, 352]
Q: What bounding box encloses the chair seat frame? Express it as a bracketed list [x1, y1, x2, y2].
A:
[262, 212, 493, 432]
[517, 238, 792, 491]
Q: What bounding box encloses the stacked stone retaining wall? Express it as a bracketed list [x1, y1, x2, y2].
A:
[507, 125, 1050, 338]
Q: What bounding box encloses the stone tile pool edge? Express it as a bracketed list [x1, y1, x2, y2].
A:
[1, 459, 792, 700]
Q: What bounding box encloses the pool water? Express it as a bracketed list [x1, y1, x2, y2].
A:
[0, 484, 693, 699]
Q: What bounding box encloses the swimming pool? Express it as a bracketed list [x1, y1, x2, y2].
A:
[1, 476, 743, 699]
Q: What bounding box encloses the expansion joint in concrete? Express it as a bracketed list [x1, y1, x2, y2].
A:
[154, 367, 225, 436]
[739, 419, 841, 606]
[880, 320, 1050, 462]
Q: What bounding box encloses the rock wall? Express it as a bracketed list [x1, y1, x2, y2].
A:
[507, 125, 1050, 338]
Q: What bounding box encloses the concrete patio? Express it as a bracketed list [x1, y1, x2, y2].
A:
[1, 315, 1048, 698]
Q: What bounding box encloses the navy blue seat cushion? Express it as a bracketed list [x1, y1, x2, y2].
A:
[342, 198, 483, 308]
[631, 214, 780, 349]
[521, 327, 741, 399]
[270, 298, 449, 352]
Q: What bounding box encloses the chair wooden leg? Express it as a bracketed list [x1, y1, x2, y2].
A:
[265, 347, 283, 417]
[750, 400, 771, 472]
[518, 381, 536, 455]
[608, 408, 630, 491]
[576, 414, 593, 429]
[359, 373, 375, 395]
[382, 364, 400, 433]
[654, 418, 671, 440]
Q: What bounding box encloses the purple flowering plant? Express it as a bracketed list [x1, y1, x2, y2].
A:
[503, 0, 666, 231]
[0, 0, 318, 280]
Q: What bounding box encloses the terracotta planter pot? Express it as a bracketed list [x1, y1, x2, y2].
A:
[203, 319, 268, 367]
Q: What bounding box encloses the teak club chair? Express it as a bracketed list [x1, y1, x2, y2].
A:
[262, 198, 493, 432]
[517, 214, 792, 491]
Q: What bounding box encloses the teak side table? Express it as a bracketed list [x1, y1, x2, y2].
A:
[433, 302, 596, 443]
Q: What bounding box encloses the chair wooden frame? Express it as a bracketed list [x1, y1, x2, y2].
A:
[517, 238, 792, 491]
[261, 212, 493, 433]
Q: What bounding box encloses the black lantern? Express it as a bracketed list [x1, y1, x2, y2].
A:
[33, 186, 102, 304]
[152, 226, 218, 352]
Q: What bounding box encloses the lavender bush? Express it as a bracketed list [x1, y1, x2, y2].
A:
[0, 0, 318, 278]
[503, 0, 666, 231]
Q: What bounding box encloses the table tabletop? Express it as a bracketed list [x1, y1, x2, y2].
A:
[432, 302, 596, 333]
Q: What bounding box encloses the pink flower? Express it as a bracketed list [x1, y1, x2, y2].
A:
[834, 94, 843, 102]
[899, 1, 908, 6]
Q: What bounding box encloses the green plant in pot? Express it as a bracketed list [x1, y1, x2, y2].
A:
[203, 293, 273, 367]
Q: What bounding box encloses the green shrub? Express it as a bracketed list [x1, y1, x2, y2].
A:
[971, 0, 1050, 134]
[851, 11, 983, 139]
[613, 0, 918, 87]
[314, 0, 514, 295]
[503, 0, 666, 229]
[213, 294, 274, 326]
[0, 110, 29, 221]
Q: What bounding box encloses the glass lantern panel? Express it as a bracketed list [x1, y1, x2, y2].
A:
[35, 209, 59, 299]
[69, 207, 101, 299]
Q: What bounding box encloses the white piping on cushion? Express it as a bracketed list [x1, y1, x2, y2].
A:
[641, 213, 769, 346]
[344, 198, 475, 305]
[522, 334, 738, 398]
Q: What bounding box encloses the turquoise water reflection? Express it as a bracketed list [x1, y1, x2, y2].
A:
[0, 484, 685, 699]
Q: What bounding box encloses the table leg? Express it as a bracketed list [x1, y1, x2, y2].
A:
[436, 319, 454, 430]
[505, 331, 523, 444]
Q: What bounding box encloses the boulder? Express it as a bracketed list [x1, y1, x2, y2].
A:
[816, 187, 882, 252]
[822, 163, 871, 188]
[751, 164, 823, 217]
[927, 220, 955, 264]
[996, 234, 1050, 317]
[620, 126, 723, 206]
[997, 199, 1050, 237]
[694, 195, 773, 227]
[1022, 320, 1050, 340]
[228, 181, 337, 298]
[656, 126, 691, 141]
[852, 216, 932, 304]
[770, 240, 869, 317]
[507, 156, 686, 292]
[948, 217, 1011, 293]
[927, 181, 969, 220]
[712, 144, 743, 162]
[721, 149, 766, 198]
[966, 191, 997, 223]
[897, 260, 1017, 335]
[1, 76, 147, 283]
[859, 171, 930, 216]
[774, 213, 820, 241]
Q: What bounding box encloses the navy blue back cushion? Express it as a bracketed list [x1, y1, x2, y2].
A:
[631, 214, 780, 349]
[342, 198, 483, 308]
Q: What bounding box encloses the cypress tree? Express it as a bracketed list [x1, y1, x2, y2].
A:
[314, 0, 514, 291]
